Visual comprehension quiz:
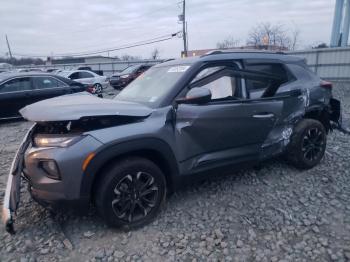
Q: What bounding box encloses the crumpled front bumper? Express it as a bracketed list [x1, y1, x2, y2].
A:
[2, 124, 35, 234]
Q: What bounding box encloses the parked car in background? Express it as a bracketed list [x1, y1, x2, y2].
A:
[109, 64, 153, 89]
[0, 72, 87, 119]
[17, 68, 44, 73]
[76, 66, 93, 71]
[58, 70, 108, 93]
[75, 66, 104, 76]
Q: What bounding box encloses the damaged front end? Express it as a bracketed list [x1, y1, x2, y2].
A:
[2, 93, 154, 234]
[2, 125, 36, 234]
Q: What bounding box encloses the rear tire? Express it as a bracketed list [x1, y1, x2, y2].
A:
[286, 119, 327, 169]
[95, 157, 166, 229]
[93, 83, 103, 94]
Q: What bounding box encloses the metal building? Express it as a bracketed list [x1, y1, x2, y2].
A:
[330, 0, 350, 47]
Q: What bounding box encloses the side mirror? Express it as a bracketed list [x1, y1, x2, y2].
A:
[176, 87, 212, 104]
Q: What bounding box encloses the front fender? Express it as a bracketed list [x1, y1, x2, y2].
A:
[80, 138, 179, 199]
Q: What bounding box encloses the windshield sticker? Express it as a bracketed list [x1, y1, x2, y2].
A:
[149, 96, 158, 102]
[167, 66, 190, 73]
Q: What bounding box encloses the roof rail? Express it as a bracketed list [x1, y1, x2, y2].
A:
[201, 49, 287, 57]
[161, 58, 175, 63]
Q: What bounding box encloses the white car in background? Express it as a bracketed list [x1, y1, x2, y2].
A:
[58, 70, 108, 93]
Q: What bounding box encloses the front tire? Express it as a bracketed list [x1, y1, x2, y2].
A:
[95, 157, 166, 228]
[286, 119, 327, 169]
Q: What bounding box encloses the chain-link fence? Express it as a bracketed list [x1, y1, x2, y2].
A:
[14, 59, 165, 77]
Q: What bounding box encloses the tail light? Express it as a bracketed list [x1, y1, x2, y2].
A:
[320, 80, 333, 89]
[86, 85, 95, 93]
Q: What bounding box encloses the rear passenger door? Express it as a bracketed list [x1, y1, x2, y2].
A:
[0, 77, 32, 118]
[176, 63, 303, 174]
[30, 76, 69, 103]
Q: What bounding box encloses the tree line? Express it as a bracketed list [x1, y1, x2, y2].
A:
[216, 22, 328, 51]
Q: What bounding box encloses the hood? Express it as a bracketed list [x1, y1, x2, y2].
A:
[20, 92, 153, 122]
[111, 73, 124, 77]
[111, 73, 127, 78]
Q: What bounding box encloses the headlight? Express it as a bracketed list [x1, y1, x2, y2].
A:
[120, 74, 129, 79]
[34, 135, 83, 148]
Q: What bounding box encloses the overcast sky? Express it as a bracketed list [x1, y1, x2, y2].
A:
[0, 0, 335, 59]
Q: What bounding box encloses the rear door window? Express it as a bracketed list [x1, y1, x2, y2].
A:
[79, 71, 94, 78]
[244, 63, 294, 99]
[69, 72, 80, 80]
[32, 77, 66, 89]
[0, 77, 32, 93]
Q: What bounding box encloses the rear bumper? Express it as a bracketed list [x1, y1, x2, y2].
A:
[330, 98, 350, 134]
[109, 79, 128, 88]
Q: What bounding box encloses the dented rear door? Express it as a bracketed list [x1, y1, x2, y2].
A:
[175, 99, 285, 171]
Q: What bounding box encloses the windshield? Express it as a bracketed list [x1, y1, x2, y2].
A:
[121, 65, 139, 75]
[57, 71, 72, 77]
[114, 65, 190, 106]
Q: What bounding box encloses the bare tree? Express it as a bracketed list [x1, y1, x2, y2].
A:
[121, 54, 141, 61]
[151, 48, 160, 59]
[247, 22, 299, 51]
[290, 28, 300, 51]
[216, 36, 241, 49]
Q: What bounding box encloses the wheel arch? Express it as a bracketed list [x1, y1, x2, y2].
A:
[80, 138, 179, 201]
[303, 104, 331, 132]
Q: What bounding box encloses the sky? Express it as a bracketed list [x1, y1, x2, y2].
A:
[0, 0, 336, 59]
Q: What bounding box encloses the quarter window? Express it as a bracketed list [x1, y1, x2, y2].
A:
[0, 77, 31, 93]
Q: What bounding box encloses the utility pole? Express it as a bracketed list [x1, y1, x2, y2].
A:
[5, 34, 13, 61]
[182, 0, 187, 57]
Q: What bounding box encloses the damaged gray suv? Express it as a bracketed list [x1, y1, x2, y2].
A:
[3, 51, 345, 233]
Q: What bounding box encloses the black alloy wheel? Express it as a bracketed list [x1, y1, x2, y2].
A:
[95, 157, 166, 228]
[286, 119, 327, 169]
[111, 172, 159, 223]
[301, 127, 325, 162]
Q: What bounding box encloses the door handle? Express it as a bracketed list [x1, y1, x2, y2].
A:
[252, 113, 275, 118]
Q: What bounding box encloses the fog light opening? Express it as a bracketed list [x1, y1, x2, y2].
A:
[39, 160, 61, 180]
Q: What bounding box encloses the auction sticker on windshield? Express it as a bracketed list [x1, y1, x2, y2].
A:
[167, 65, 190, 73]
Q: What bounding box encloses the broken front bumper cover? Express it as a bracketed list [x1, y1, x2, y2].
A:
[2, 125, 35, 234]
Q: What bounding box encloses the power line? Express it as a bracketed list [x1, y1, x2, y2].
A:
[12, 32, 180, 58]
[57, 33, 176, 56]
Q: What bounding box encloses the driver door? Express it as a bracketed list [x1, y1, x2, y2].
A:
[175, 64, 287, 174]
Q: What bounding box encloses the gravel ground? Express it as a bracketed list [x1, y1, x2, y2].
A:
[0, 83, 350, 262]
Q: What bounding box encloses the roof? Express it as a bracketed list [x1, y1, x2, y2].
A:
[157, 50, 304, 67]
[0, 72, 57, 82]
